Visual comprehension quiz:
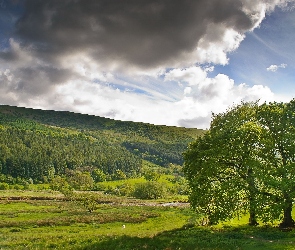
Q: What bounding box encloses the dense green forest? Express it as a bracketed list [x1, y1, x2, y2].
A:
[0, 105, 203, 183]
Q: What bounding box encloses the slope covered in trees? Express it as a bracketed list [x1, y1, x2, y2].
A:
[0, 105, 203, 183]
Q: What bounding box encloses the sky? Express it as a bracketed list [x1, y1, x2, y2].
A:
[0, 0, 295, 129]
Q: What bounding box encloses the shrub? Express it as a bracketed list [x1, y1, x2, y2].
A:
[92, 169, 107, 182]
[113, 170, 127, 180]
[143, 170, 160, 181]
[50, 176, 71, 191]
[0, 182, 9, 190]
[117, 183, 134, 196]
[12, 184, 24, 190]
[104, 186, 120, 195]
[67, 171, 94, 191]
[133, 181, 167, 199]
[92, 183, 107, 191]
[79, 194, 98, 213]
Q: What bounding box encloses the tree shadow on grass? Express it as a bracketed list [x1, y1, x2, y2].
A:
[78, 225, 295, 250]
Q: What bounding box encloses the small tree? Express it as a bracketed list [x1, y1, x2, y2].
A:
[0, 182, 9, 190]
[143, 169, 160, 181]
[92, 168, 107, 182]
[133, 181, 167, 199]
[50, 176, 71, 192]
[79, 194, 98, 213]
[67, 171, 94, 190]
[113, 169, 127, 180]
[50, 176, 73, 199]
[184, 100, 295, 227]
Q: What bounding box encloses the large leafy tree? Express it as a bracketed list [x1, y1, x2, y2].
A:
[257, 100, 295, 227]
[184, 100, 295, 227]
[184, 102, 266, 225]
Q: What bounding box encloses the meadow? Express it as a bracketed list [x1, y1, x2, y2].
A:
[1, 189, 295, 250]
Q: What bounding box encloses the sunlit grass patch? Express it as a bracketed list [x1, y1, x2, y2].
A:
[1, 192, 295, 250]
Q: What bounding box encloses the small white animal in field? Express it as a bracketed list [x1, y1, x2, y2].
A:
[122, 225, 126, 229]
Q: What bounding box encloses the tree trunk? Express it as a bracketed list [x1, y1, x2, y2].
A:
[247, 168, 259, 226]
[280, 200, 295, 228]
[248, 209, 259, 226]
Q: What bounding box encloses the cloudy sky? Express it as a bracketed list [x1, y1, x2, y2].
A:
[0, 0, 295, 128]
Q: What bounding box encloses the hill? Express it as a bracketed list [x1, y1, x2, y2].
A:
[0, 105, 204, 183]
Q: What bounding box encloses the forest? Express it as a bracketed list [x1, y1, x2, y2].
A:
[0, 105, 203, 183]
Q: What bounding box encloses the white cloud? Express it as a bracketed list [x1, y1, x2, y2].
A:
[164, 66, 278, 128]
[0, 38, 292, 129]
[1, 1, 294, 129]
[165, 67, 208, 86]
[266, 63, 287, 72]
[0, 63, 289, 129]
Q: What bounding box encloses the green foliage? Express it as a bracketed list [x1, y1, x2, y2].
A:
[184, 102, 264, 225]
[133, 181, 167, 199]
[92, 168, 107, 182]
[116, 183, 135, 196]
[184, 99, 295, 227]
[113, 169, 127, 180]
[0, 105, 203, 184]
[11, 184, 24, 190]
[142, 169, 160, 181]
[75, 193, 99, 213]
[0, 182, 9, 190]
[256, 100, 295, 227]
[66, 170, 94, 191]
[50, 176, 72, 193]
[169, 176, 190, 195]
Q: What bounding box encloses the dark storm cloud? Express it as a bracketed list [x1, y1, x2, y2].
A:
[0, 64, 74, 100]
[15, 0, 255, 68]
[0, 49, 19, 61]
[18, 66, 73, 88]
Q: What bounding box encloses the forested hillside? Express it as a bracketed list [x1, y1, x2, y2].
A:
[0, 105, 204, 183]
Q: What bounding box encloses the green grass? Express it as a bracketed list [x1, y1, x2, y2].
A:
[0, 189, 62, 198]
[0, 199, 190, 249]
[99, 177, 146, 188]
[1, 191, 295, 249]
[98, 174, 177, 188]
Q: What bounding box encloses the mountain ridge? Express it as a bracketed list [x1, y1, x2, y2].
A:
[0, 105, 204, 182]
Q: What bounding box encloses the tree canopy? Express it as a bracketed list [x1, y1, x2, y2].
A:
[184, 100, 295, 227]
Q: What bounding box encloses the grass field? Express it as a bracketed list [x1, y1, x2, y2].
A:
[1, 190, 295, 250]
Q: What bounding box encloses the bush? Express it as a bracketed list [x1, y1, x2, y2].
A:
[143, 170, 160, 181]
[0, 182, 9, 190]
[112, 170, 127, 180]
[92, 169, 107, 182]
[92, 183, 107, 191]
[79, 194, 98, 213]
[133, 181, 167, 199]
[67, 171, 94, 191]
[104, 186, 120, 195]
[50, 176, 72, 193]
[12, 184, 24, 190]
[117, 183, 134, 196]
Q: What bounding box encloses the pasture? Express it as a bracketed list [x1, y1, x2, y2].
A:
[1, 190, 295, 249]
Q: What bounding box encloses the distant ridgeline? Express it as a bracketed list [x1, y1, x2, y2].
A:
[0, 105, 204, 182]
